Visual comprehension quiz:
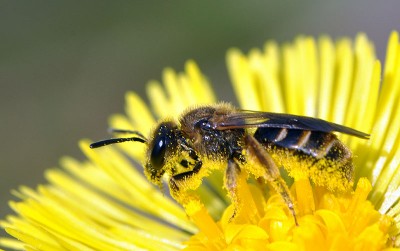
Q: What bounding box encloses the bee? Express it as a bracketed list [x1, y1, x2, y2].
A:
[91, 103, 369, 224]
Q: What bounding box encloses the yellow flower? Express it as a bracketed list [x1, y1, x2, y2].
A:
[1, 32, 400, 251]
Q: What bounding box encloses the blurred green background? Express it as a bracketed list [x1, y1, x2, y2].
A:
[1, 0, 399, 232]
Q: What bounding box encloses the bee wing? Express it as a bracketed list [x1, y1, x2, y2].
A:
[212, 110, 370, 139]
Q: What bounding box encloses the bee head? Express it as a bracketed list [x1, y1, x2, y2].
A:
[90, 121, 201, 189]
[145, 122, 181, 186]
[145, 121, 203, 188]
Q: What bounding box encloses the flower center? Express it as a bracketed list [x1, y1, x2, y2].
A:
[184, 177, 396, 250]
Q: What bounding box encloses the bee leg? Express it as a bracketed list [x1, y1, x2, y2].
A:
[245, 134, 298, 226]
[169, 177, 193, 207]
[169, 174, 203, 210]
[224, 158, 241, 220]
[169, 177, 181, 198]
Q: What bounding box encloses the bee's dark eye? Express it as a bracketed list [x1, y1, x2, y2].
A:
[150, 135, 167, 170]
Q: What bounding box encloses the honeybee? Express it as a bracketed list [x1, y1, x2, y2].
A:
[91, 103, 369, 224]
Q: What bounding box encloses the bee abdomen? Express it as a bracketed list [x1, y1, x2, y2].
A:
[254, 128, 350, 161]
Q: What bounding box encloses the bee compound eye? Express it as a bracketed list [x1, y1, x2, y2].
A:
[150, 135, 167, 170]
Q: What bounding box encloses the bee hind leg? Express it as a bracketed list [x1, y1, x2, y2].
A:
[245, 134, 298, 226]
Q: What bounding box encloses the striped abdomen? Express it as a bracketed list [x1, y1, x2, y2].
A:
[253, 127, 351, 161]
[253, 127, 354, 191]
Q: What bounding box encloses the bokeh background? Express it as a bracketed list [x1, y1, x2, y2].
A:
[1, 0, 399, 236]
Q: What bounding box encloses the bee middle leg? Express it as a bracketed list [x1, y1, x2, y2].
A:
[224, 158, 241, 219]
[245, 134, 298, 225]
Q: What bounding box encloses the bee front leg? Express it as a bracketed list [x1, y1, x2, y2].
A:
[169, 176, 202, 208]
[169, 176, 226, 243]
[168, 177, 181, 200]
[245, 134, 298, 226]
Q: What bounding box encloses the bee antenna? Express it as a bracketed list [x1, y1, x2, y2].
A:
[90, 137, 146, 149]
[107, 128, 147, 141]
